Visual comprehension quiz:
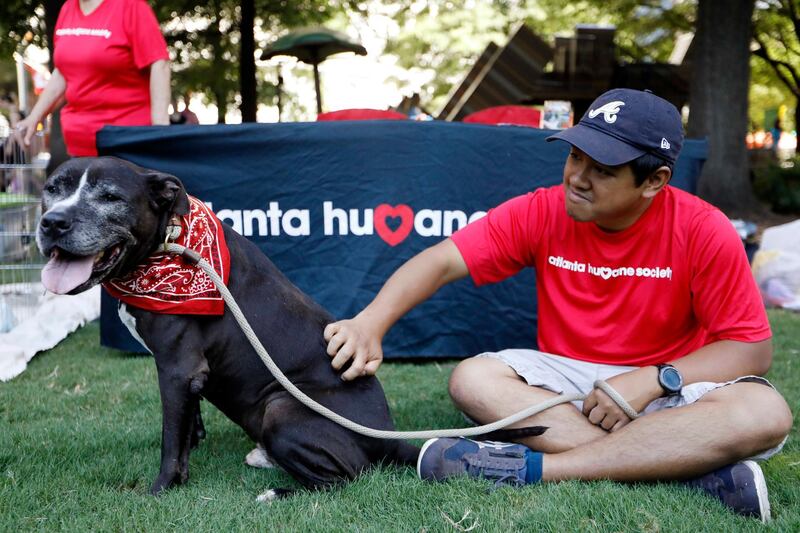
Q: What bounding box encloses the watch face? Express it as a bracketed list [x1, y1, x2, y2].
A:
[661, 367, 682, 391]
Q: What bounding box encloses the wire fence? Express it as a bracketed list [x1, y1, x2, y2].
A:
[0, 126, 48, 333]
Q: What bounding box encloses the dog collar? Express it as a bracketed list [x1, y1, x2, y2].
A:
[103, 196, 230, 315]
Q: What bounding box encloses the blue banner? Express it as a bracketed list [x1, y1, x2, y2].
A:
[98, 121, 706, 358]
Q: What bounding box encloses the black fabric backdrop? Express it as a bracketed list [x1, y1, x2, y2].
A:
[97, 121, 707, 358]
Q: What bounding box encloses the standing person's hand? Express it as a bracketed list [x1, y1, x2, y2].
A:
[10, 68, 66, 149]
[324, 316, 384, 381]
[13, 115, 42, 147]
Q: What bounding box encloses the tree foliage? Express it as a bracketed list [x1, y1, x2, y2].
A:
[156, 0, 346, 123]
[384, 1, 519, 105]
[386, 0, 799, 213]
[752, 0, 800, 130]
[385, 0, 795, 130]
[0, 0, 347, 123]
[385, 0, 696, 112]
[0, 0, 49, 59]
[2, 0, 798, 150]
[0, 0, 58, 98]
[688, 0, 756, 214]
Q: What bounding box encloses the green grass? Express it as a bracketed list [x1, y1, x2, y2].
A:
[0, 193, 39, 208]
[1, 311, 799, 532]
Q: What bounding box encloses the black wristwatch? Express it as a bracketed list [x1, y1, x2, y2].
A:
[656, 364, 683, 396]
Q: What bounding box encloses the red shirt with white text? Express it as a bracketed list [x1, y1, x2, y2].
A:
[54, 0, 168, 156]
[451, 185, 771, 366]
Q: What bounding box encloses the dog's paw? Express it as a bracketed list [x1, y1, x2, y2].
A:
[255, 488, 294, 503]
[245, 446, 278, 469]
[150, 473, 179, 496]
[149, 465, 189, 495]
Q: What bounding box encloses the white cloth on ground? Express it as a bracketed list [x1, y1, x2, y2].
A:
[0, 285, 100, 381]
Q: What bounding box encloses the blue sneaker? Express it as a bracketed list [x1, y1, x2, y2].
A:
[683, 460, 771, 523]
[417, 437, 533, 486]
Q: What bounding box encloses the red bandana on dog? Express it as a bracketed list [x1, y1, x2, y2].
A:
[103, 196, 230, 315]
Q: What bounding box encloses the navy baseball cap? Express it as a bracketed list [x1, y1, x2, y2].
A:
[546, 88, 684, 166]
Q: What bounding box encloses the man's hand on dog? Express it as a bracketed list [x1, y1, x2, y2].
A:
[582, 366, 662, 432]
[324, 317, 384, 381]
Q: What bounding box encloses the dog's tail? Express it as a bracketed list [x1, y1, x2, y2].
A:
[387, 441, 421, 466]
[473, 425, 548, 441]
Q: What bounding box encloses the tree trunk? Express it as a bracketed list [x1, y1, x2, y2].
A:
[210, 7, 226, 124]
[313, 61, 322, 115]
[215, 90, 227, 124]
[239, 0, 257, 122]
[687, 0, 756, 216]
[795, 100, 800, 139]
[44, 0, 68, 173]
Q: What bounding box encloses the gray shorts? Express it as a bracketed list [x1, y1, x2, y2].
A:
[477, 348, 786, 460]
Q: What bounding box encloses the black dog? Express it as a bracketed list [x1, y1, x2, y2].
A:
[37, 157, 418, 496]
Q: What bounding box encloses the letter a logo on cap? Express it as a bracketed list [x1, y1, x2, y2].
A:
[588, 101, 625, 124]
[661, 137, 671, 150]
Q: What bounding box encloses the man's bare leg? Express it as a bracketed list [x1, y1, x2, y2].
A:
[542, 382, 792, 481]
[449, 357, 607, 453]
[450, 357, 791, 480]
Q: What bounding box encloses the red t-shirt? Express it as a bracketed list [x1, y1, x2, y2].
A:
[451, 185, 771, 366]
[54, 0, 168, 156]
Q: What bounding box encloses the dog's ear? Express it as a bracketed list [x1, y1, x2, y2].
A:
[147, 172, 190, 216]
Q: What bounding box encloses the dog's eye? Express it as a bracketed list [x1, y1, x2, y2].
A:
[102, 193, 122, 202]
[45, 184, 57, 194]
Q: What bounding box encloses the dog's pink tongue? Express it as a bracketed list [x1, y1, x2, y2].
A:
[41, 254, 94, 294]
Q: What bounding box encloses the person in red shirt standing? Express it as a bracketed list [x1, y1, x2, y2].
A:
[323, 89, 792, 522]
[16, 0, 170, 156]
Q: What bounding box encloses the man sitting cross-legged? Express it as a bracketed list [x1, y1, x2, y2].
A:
[324, 88, 792, 523]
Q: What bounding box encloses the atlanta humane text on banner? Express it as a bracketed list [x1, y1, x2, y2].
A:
[209, 201, 487, 246]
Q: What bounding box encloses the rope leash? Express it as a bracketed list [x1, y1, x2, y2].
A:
[163, 242, 639, 440]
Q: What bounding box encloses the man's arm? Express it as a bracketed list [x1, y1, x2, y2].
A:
[15, 69, 66, 145]
[324, 238, 469, 381]
[672, 337, 772, 382]
[586, 206, 773, 432]
[149, 59, 171, 125]
[583, 338, 772, 432]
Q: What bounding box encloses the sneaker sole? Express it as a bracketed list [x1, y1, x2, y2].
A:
[742, 460, 771, 523]
[416, 438, 439, 479]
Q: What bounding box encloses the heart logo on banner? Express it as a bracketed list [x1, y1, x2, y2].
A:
[374, 204, 414, 246]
